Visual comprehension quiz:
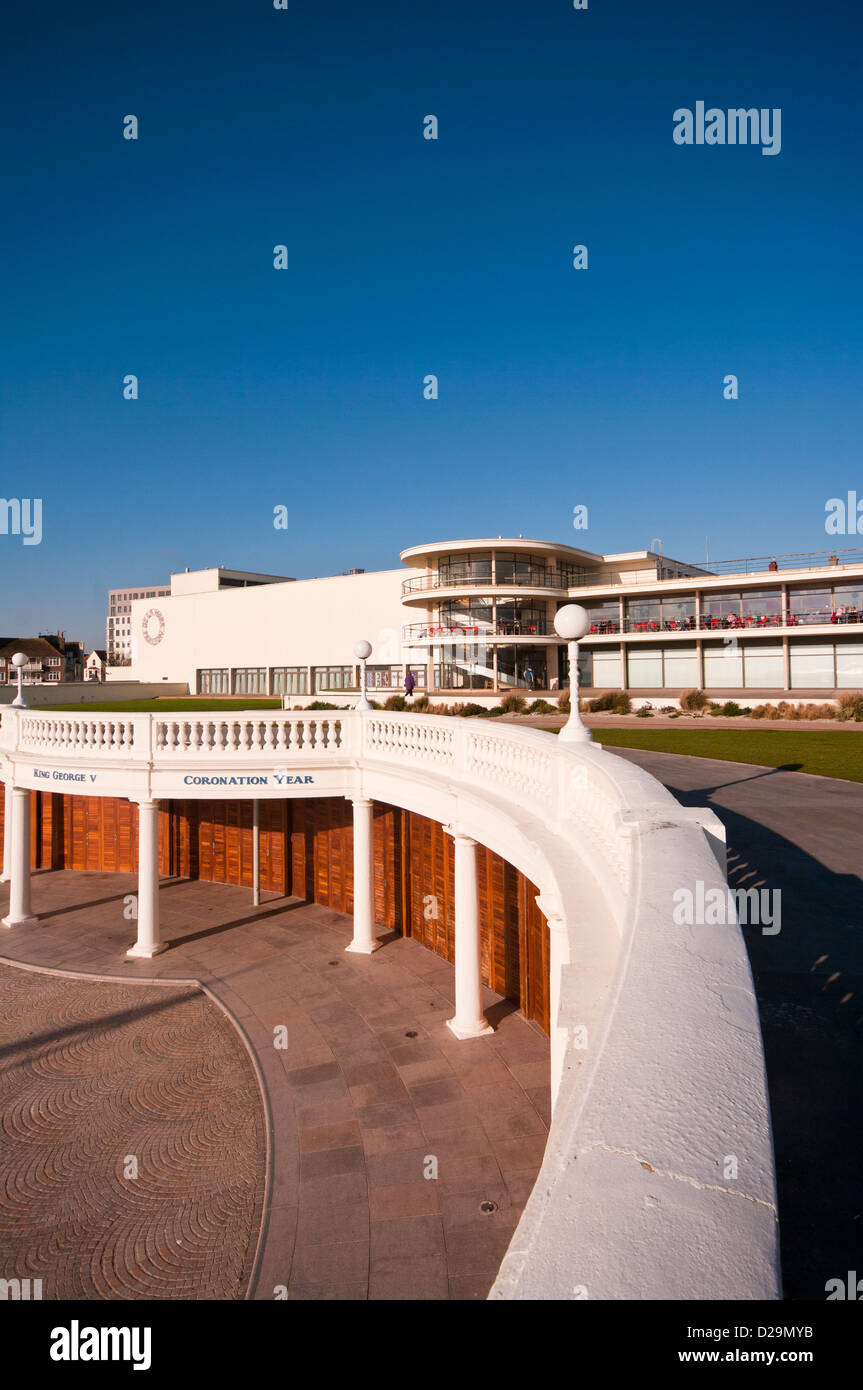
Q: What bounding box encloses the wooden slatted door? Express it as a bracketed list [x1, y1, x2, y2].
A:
[373, 802, 404, 933]
[404, 812, 455, 963]
[519, 878, 549, 1032]
[477, 848, 522, 1007]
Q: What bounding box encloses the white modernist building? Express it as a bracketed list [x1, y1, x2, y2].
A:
[126, 538, 863, 704]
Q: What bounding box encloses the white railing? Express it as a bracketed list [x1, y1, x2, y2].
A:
[0, 705, 779, 1299]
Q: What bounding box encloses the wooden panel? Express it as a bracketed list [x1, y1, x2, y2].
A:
[404, 812, 455, 962]
[521, 877, 550, 1032]
[373, 802, 404, 932]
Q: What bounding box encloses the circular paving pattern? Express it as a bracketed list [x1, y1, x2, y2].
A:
[0, 965, 266, 1300]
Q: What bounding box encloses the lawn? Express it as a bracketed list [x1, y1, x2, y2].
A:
[30, 698, 283, 713]
[542, 726, 863, 783]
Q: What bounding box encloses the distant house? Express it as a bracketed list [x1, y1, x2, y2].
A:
[85, 649, 108, 682]
[0, 634, 84, 687]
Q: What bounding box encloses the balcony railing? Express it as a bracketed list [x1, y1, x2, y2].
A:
[402, 569, 577, 596]
[575, 546, 863, 589]
[402, 621, 552, 641]
[584, 608, 863, 637]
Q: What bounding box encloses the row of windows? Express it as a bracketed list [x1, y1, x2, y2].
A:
[198, 666, 427, 697]
[436, 554, 585, 588]
[578, 642, 863, 690]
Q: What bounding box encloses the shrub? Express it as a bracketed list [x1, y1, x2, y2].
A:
[384, 694, 407, 710]
[456, 703, 487, 717]
[837, 691, 863, 721]
[588, 690, 632, 714]
[526, 699, 556, 714]
[660, 705, 677, 715]
[557, 691, 571, 714]
[500, 692, 528, 714]
[635, 702, 654, 718]
[710, 700, 745, 717]
[480, 706, 505, 717]
[680, 688, 710, 714]
[411, 694, 431, 712]
[307, 701, 345, 710]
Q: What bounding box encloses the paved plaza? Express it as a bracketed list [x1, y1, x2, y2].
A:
[0, 869, 550, 1300]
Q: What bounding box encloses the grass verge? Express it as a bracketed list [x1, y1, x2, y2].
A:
[542, 726, 863, 783]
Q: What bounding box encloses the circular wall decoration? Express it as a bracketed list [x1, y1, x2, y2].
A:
[142, 608, 166, 645]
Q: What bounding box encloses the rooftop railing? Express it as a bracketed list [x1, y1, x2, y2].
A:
[575, 546, 863, 588]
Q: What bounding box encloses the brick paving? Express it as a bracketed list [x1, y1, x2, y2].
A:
[0, 869, 551, 1300]
[0, 964, 264, 1300]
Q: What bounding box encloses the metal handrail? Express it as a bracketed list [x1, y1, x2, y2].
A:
[402, 621, 552, 640]
[401, 570, 579, 596]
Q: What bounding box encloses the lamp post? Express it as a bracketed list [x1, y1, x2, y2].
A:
[354, 639, 372, 710]
[10, 652, 28, 708]
[553, 605, 592, 744]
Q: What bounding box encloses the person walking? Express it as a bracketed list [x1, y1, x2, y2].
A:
[404, 670, 416, 700]
[523, 664, 535, 691]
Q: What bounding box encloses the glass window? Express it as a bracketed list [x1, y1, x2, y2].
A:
[742, 643, 784, 688]
[790, 643, 834, 688]
[836, 643, 863, 687]
[313, 666, 357, 692]
[366, 665, 402, 689]
[583, 600, 620, 634]
[740, 589, 782, 619]
[627, 646, 664, 688]
[701, 591, 742, 621]
[663, 645, 699, 687]
[592, 646, 623, 687]
[198, 668, 229, 695]
[232, 667, 267, 695]
[495, 600, 547, 635]
[496, 645, 547, 690]
[439, 597, 493, 631]
[832, 586, 863, 622]
[788, 588, 832, 624]
[626, 600, 662, 630]
[558, 562, 586, 587]
[439, 553, 492, 585]
[660, 596, 697, 629]
[704, 641, 744, 688]
[271, 667, 308, 695]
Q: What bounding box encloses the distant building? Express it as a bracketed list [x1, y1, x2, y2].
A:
[107, 582, 171, 664]
[0, 634, 84, 686]
[85, 649, 108, 682]
[107, 570, 291, 665]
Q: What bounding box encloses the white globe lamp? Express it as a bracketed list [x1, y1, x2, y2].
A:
[354, 639, 373, 710]
[11, 651, 29, 708]
[553, 606, 592, 743]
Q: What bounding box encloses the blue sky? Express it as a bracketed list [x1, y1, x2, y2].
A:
[1, 0, 861, 647]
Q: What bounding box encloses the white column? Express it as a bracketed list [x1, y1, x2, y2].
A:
[1, 778, 14, 882]
[252, 799, 261, 907]
[447, 832, 493, 1038]
[346, 796, 379, 954]
[127, 800, 167, 958]
[2, 787, 37, 927]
